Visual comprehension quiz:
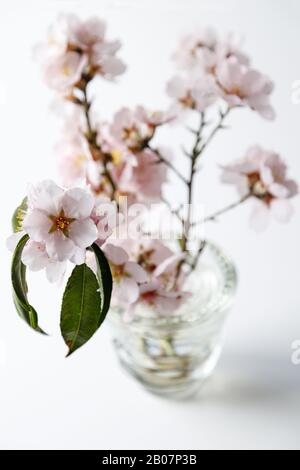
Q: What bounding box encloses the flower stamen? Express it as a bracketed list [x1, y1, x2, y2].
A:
[49, 210, 75, 236]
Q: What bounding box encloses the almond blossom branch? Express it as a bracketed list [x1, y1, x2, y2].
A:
[187, 194, 251, 273]
[82, 84, 95, 140]
[81, 83, 118, 198]
[174, 112, 206, 282]
[148, 145, 189, 186]
[175, 108, 233, 279]
[161, 197, 185, 226]
[197, 106, 231, 159]
[202, 193, 251, 223]
[181, 111, 206, 253]
[188, 240, 206, 273]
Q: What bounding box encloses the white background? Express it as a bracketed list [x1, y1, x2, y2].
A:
[0, 0, 300, 450]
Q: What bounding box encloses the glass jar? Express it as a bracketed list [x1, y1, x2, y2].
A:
[109, 241, 237, 399]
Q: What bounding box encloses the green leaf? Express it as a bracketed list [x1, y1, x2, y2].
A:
[60, 244, 113, 357]
[11, 234, 47, 334]
[60, 264, 103, 357]
[12, 197, 28, 233]
[89, 243, 113, 327]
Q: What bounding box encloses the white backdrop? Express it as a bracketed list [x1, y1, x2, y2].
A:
[0, 0, 300, 450]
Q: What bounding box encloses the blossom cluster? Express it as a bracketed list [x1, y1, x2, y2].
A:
[57, 105, 170, 204]
[9, 180, 105, 282]
[8, 179, 186, 313]
[221, 146, 298, 231]
[89, 239, 186, 316]
[35, 14, 126, 95]
[167, 28, 275, 120]
[9, 16, 298, 320]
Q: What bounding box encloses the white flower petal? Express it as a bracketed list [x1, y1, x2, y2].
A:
[23, 210, 52, 242]
[249, 200, 270, 232]
[44, 52, 87, 93]
[285, 179, 298, 197]
[68, 218, 98, 249]
[103, 243, 129, 265]
[6, 231, 25, 252]
[62, 187, 95, 219]
[85, 251, 97, 275]
[125, 261, 148, 283]
[153, 253, 184, 278]
[45, 232, 75, 261]
[21, 241, 49, 271]
[28, 180, 64, 214]
[260, 164, 274, 187]
[114, 277, 139, 304]
[70, 246, 86, 265]
[46, 261, 67, 283]
[166, 76, 186, 99]
[154, 293, 183, 313]
[139, 280, 160, 295]
[100, 57, 126, 79]
[269, 182, 289, 199]
[270, 199, 294, 223]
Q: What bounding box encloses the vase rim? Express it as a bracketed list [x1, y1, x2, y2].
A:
[110, 239, 238, 331]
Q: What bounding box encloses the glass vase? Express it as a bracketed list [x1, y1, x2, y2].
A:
[109, 241, 237, 399]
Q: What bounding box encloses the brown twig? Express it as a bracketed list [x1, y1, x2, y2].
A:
[202, 193, 251, 223]
[148, 145, 189, 186]
[81, 83, 117, 199]
[175, 107, 233, 280]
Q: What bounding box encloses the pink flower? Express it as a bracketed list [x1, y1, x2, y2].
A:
[69, 17, 126, 78]
[134, 106, 173, 127]
[112, 148, 167, 203]
[93, 198, 123, 245]
[68, 17, 107, 51]
[121, 239, 183, 286]
[173, 28, 249, 73]
[167, 74, 218, 114]
[56, 134, 103, 190]
[110, 108, 146, 152]
[23, 180, 98, 262]
[173, 28, 218, 71]
[216, 58, 275, 119]
[153, 252, 185, 285]
[110, 106, 168, 152]
[42, 51, 88, 93]
[91, 43, 126, 80]
[221, 146, 298, 231]
[34, 13, 77, 58]
[137, 281, 186, 314]
[21, 241, 67, 283]
[99, 238, 188, 319]
[215, 33, 249, 67]
[69, 16, 126, 79]
[6, 231, 26, 252]
[57, 135, 89, 186]
[35, 14, 126, 92]
[135, 239, 175, 269]
[103, 243, 148, 304]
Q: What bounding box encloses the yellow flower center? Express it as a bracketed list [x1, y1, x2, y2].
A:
[75, 153, 87, 168]
[122, 126, 140, 144]
[56, 217, 70, 230]
[179, 92, 195, 109]
[49, 210, 75, 236]
[111, 264, 124, 281]
[111, 149, 123, 166]
[62, 65, 72, 77]
[229, 86, 244, 98]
